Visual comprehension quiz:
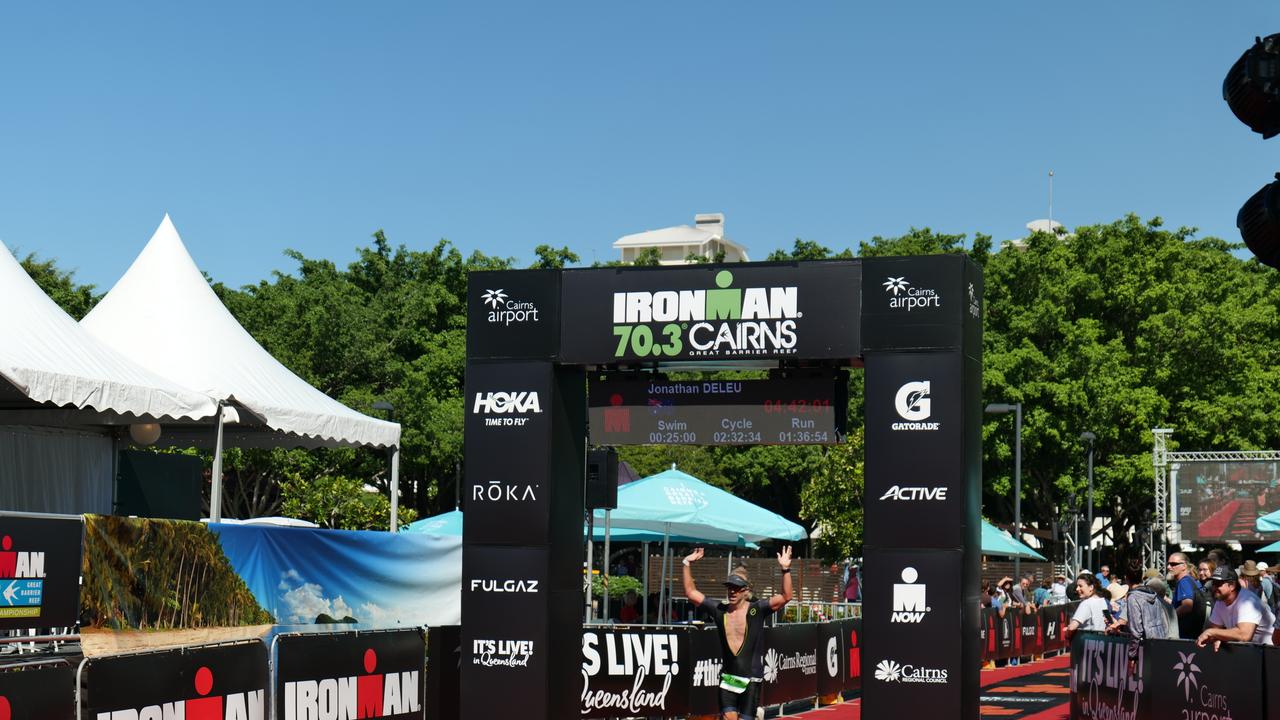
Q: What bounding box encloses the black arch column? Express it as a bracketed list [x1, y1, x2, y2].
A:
[461, 271, 584, 720]
[861, 255, 983, 720]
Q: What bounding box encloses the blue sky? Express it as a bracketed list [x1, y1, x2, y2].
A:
[1, 3, 1277, 290]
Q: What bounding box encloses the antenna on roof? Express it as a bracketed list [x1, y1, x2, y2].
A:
[1048, 170, 1055, 234]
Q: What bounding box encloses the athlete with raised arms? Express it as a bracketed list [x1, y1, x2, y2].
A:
[682, 545, 794, 720]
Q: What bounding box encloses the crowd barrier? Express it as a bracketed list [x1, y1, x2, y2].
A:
[1069, 630, 1278, 720]
[980, 602, 1077, 662]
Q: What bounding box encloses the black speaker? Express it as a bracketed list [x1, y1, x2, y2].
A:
[586, 447, 618, 510]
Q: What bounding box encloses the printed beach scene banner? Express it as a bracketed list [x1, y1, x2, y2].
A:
[211, 522, 461, 628]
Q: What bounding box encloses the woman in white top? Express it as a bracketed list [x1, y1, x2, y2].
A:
[1066, 573, 1109, 640]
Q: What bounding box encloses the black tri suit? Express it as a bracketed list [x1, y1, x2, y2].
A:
[701, 597, 775, 716]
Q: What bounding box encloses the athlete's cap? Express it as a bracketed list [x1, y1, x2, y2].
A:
[1209, 566, 1239, 585]
[724, 575, 749, 589]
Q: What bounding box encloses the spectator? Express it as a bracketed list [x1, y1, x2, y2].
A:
[1198, 565, 1275, 650]
[1066, 574, 1108, 640]
[1049, 573, 1070, 602]
[1124, 573, 1171, 674]
[1141, 570, 1180, 639]
[1096, 565, 1112, 590]
[1198, 559, 1216, 591]
[985, 582, 1006, 617]
[619, 589, 641, 623]
[1105, 582, 1129, 633]
[1034, 579, 1051, 607]
[843, 571, 859, 604]
[1168, 552, 1206, 639]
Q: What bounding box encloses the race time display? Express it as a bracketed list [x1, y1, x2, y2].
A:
[587, 373, 847, 446]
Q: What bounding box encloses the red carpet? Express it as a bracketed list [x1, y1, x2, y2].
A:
[789, 654, 1070, 720]
[1198, 499, 1242, 538]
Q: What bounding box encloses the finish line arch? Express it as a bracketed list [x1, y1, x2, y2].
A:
[461, 256, 983, 719]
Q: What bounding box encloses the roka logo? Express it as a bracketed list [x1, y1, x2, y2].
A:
[878, 485, 947, 501]
[891, 567, 930, 623]
[471, 480, 538, 503]
[892, 381, 939, 431]
[96, 666, 265, 720]
[282, 649, 419, 720]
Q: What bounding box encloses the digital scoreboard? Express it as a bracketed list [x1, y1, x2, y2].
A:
[587, 374, 847, 446]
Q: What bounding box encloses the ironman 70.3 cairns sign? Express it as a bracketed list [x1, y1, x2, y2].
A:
[559, 262, 861, 363]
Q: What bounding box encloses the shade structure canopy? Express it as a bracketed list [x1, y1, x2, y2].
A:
[590, 467, 807, 544]
[1258, 509, 1280, 533]
[981, 520, 1047, 560]
[80, 216, 400, 451]
[401, 509, 760, 548]
[1258, 539, 1280, 553]
[0, 240, 217, 426]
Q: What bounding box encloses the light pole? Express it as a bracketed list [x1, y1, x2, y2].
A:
[1080, 431, 1096, 572]
[373, 401, 397, 527]
[986, 403, 1022, 580]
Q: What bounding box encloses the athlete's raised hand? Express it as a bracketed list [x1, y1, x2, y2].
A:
[684, 548, 705, 565]
[777, 545, 793, 570]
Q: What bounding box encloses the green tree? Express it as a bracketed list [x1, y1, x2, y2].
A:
[20, 252, 98, 318]
[530, 245, 580, 269]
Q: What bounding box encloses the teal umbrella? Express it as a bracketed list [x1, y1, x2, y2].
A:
[591, 467, 807, 543]
[981, 520, 1047, 561]
[1258, 509, 1280, 533]
[1258, 540, 1280, 552]
[401, 509, 463, 536]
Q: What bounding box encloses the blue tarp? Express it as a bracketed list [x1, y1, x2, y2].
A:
[981, 520, 1047, 560]
[1257, 509, 1280, 533]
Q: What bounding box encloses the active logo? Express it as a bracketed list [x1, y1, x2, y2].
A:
[472, 639, 534, 668]
[873, 659, 948, 684]
[0, 534, 45, 618]
[469, 579, 539, 593]
[99, 666, 266, 720]
[878, 485, 948, 501]
[282, 649, 420, 719]
[882, 276, 941, 312]
[891, 567, 930, 623]
[611, 270, 800, 359]
[480, 288, 541, 326]
[892, 381, 940, 431]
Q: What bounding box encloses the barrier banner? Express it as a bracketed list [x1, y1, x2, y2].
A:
[425, 626, 460, 720]
[275, 629, 425, 720]
[996, 606, 1015, 660]
[1146, 638, 1263, 720]
[1264, 645, 1280, 720]
[687, 625, 724, 716]
[1069, 631, 1147, 720]
[83, 641, 268, 719]
[1042, 603, 1075, 653]
[0, 514, 81, 630]
[761, 623, 818, 706]
[580, 627, 689, 718]
[980, 608, 997, 661]
[840, 618, 862, 692]
[817, 619, 844, 696]
[0, 663, 74, 719]
[1018, 608, 1042, 657]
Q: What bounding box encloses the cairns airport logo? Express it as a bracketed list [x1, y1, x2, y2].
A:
[611, 270, 800, 359]
[892, 381, 939, 431]
[0, 533, 46, 618]
[480, 288, 541, 326]
[882, 276, 941, 312]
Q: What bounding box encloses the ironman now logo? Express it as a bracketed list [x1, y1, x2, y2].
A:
[892, 381, 939, 431]
[891, 567, 929, 623]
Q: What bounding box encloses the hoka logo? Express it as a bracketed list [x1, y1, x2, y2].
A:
[472, 392, 542, 415]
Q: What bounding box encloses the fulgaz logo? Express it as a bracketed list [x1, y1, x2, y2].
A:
[882, 276, 941, 312]
[480, 288, 541, 326]
[469, 579, 539, 594]
[892, 381, 939, 431]
[611, 270, 799, 359]
[282, 649, 419, 720]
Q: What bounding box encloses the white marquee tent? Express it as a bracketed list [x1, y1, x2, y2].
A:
[0, 240, 219, 513]
[80, 216, 403, 526]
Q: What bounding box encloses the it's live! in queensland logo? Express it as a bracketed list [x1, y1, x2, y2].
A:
[0, 533, 45, 618]
[611, 270, 800, 359]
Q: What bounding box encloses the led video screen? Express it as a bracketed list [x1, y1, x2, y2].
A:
[1175, 460, 1280, 542]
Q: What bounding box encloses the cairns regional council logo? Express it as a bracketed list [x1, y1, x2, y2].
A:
[480, 288, 541, 326]
[882, 276, 941, 312]
[873, 659, 948, 684]
[0, 533, 46, 618]
[611, 270, 799, 359]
